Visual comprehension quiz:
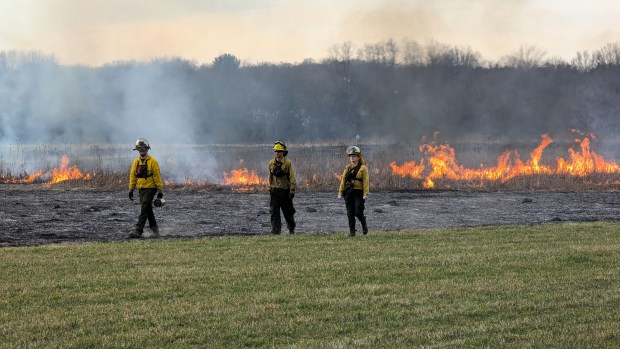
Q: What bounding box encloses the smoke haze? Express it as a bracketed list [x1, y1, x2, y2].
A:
[2, 43, 620, 151]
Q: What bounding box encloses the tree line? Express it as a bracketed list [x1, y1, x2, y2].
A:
[1, 40, 620, 145]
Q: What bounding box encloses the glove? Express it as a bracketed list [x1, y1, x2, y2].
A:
[289, 192, 295, 199]
[338, 195, 342, 199]
[157, 191, 163, 199]
[363, 196, 368, 200]
[129, 190, 134, 201]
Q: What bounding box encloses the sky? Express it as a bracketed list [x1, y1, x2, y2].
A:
[0, 0, 619, 66]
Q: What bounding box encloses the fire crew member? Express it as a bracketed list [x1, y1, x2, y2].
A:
[268, 141, 296, 234]
[338, 146, 369, 236]
[128, 138, 163, 238]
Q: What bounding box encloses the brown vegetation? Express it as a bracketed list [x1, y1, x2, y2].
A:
[2, 136, 620, 192]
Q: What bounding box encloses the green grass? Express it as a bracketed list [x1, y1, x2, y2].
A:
[1, 222, 619, 348]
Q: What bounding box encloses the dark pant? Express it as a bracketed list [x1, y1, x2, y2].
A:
[270, 188, 296, 233]
[135, 188, 158, 233]
[345, 189, 367, 235]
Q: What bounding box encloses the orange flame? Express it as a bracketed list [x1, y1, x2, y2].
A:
[49, 155, 92, 184]
[223, 168, 264, 185]
[2, 155, 94, 185]
[222, 168, 267, 191]
[1, 170, 44, 184]
[555, 137, 620, 176]
[390, 133, 620, 188]
[389, 160, 424, 178]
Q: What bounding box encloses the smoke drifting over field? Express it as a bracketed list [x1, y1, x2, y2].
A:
[2, 46, 620, 152]
[0, 57, 199, 145]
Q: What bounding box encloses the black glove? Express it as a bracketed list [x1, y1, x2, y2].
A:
[157, 191, 163, 199]
[129, 190, 134, 201]
[289, 192, 295, 199]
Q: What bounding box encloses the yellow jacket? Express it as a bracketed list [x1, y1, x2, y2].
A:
[129, 154, 163, 190]
[268, 157, 296, 191]
[339, 163, 369, 197]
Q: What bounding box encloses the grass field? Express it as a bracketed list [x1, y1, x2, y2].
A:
[1, 222, 619, 348]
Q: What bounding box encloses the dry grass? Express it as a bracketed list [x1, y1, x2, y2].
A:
[2, 143, 620, 192]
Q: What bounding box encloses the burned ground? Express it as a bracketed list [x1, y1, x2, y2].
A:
[1, 185, 620, 247]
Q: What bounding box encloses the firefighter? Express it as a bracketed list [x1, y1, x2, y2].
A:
[268, 141, 296, 234]
[128, 138, 164, 238]
[338, 146, 369, 236]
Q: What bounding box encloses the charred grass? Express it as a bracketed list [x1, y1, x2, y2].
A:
[1, 222, 619, 348]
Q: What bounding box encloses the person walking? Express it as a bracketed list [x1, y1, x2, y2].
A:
[128, 138, 164, 238]
[338, 146, 369, 236]
[268, 141, 296, 234]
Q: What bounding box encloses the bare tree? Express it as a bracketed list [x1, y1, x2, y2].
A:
[423, 40, 481, 67]
[448, 46, 482, 67]
[357, 39, 399, 65]
[401, 39, 424, 66]
[571, 51, 595, 71]
[500, 44, 547, 69]
[383, 39, 399, 66]
[327, 41, 354, 62]
[593, 42, 620, 66]
[424, 39, 451, 66]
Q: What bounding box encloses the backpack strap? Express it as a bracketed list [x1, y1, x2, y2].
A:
[271, 161, 290, 179]
[346, 163, 362, 182]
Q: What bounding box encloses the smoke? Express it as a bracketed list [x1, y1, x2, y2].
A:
[0, 57, 200, 144]
[2, 46, 620, 178]
[0, 55, 222, 179]
[338, 0, 535, 62]
[115, 63, 198, 144]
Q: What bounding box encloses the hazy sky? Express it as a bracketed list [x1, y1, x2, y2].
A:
[0, 0, 618, 66]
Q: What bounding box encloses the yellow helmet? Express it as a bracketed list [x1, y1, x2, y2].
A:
[273, 141, 288, 155]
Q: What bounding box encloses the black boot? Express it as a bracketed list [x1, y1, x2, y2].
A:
[270, 222, 281, 235]
[360, 216, 368, 235]
[128, 230, 143, 239]
[287, 221, 296, 234]
[348, 215, 356, 236]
